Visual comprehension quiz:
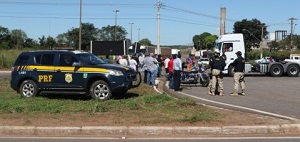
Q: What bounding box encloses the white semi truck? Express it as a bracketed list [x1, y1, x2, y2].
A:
[215, 33, 300, 77]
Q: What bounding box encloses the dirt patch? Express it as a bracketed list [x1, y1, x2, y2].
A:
[0, 106, 294, 127]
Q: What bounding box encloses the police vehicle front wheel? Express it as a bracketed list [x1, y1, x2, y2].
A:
[19, 80, 39, 98]
[90, 80, 112, 100]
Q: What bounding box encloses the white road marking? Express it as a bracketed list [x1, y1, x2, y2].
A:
[178, 91, 300, 121]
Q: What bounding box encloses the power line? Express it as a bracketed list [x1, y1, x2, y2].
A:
[0, 0, 154, 7]
[162, 14, 219, 26]
[161, 18, 219, 28]
[164, 5, 238, 22]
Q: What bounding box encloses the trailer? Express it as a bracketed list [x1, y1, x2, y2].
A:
[129, 44, 172, 58]
[90, 40, 131, 56]
[214, 33, 300, 77]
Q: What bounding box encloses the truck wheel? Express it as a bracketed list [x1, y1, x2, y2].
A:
[19, 80, 39, 98]
[228, 66, 234, 77]
[269, 64, 283, 77]
[286, 64, 300, 77]
[90, 80, 112, 100]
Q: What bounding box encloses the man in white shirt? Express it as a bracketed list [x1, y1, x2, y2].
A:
[129, 56, 137, 71]
[138, 53, 145, 68]
[164, 56, 170, 74]
[173, 54, 182, 91]
[119, 55, 128, 66]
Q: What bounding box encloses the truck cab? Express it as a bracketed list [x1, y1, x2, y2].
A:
[214, 33, 251, 76]
[215, 33, 300, 77]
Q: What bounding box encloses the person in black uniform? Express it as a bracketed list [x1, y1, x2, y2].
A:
[230, 51, 246, 96]
[208, 51, 226, 96]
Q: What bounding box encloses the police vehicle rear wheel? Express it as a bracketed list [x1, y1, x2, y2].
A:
[90, 80, 112, 100]
[19, 80, 39, 98]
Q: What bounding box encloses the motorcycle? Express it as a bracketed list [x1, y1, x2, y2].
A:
[180, 64, 210, 87]
[198, 64, 210, 87]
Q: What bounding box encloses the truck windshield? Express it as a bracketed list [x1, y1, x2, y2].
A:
[214, 42, 222, 52]
[77, 53, 105, 65]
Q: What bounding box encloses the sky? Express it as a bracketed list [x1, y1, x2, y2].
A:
[0, 0, 299, 46]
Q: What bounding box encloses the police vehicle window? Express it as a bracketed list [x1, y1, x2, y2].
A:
[34, 55, 42, 64]
[14, 55, 29, 66]
[223, 43, 233, 52]
[77, 53, 105, 65]
[59, 54, 78, 66]
[40, 54, 55, 65]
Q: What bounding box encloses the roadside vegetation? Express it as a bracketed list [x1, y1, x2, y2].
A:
[0, 78, 221, 125]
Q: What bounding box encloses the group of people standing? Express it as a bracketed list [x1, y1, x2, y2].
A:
[207, 51, 246, 96]
[106, 50, 246, 96]
[155, 53, 183, 91]
[138, 52, 165, 88]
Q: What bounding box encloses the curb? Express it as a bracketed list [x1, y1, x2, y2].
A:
[0, 125, 300, 136]
[0, 71, 11, 73]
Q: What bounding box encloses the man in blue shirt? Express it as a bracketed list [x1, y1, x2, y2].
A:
[173, 54, 182, 91]
[103, 55, 111, 64]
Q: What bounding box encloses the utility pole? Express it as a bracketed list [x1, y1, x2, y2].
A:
[156, 0, 162, 54]
[114, 10, 119, 41]
[259, 25, 267, 59]
[129, 23, 134, 43]
[79, 0, 82, 50]
[137, 28, 140, 42]
[220, 7, 226, 36]
[289, 17, 298, 55]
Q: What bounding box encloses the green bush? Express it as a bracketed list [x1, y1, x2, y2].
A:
[247, 49, 292, 61]
[0, 49, 31, 69]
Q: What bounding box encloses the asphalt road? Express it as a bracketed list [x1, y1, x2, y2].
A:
[177, 75, 300, 121]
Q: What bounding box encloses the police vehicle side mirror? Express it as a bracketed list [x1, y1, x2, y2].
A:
[72, 62, 82, 67]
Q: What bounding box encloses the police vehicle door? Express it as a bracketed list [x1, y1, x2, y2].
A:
[34, 53, 56, 88]
[53, 53, 84, 90]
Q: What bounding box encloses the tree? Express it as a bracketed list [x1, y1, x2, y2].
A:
[39, 35, 47, 48]
[11, 29, 27, 49]
[192, 32, 216, 50]
[203, 35, 217, 50]
[233, 19, 267, 51]
[46, 36, 56, 49]
[192, 35, 201, 50]
[24, 38, 38, 49]
[56, 33, 69, 46]
[139, 38, 152, 46]
[99, 25, 127, 41]
[0, 26, 11, 49]
[57, 23, 102, 50]
[269, 41, 279, 51]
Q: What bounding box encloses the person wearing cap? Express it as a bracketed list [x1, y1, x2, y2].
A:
[207, 51, 226, 96]
[230, 51, 246, 96]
